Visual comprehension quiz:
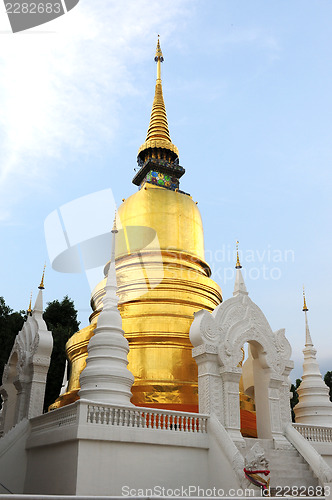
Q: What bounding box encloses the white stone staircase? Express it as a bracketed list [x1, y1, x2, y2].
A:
[242, 437, 319, 492]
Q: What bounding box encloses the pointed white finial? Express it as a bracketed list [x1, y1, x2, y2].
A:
[302, 287, 313, 347]
[233, 240, 248, 296]
[103, 211, 119, 308]
[59, 360, 68, 396]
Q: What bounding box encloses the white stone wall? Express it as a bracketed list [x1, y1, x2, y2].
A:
[0, 419, 30, 494]
[23, 400, 239, 496]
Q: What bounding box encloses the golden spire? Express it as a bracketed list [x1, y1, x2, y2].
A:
[155, 35, 163, 80]
[235, 240, 242, 269]
[303, 286, 308, 312]
[38, 263, 46, 290]
[27, 291, 32, 316]
[137, 37, 179, 160]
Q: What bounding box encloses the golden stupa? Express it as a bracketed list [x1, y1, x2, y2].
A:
[50, 38, 222, 412]
[50, 40, 256, 425]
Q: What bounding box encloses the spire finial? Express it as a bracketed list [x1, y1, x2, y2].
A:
[38, 263, 46, 290]
[110, 210, 118, 265]
[155, 35, 164, 81]
[136, 38, 179, 168]
[233, 241, 248, 296]
[302, 286, 313, 347]
[27, 291, 32, 316]
[235, 240, 242, 269]
[303, 285, 308, 312]
[112, 211, 118, 234]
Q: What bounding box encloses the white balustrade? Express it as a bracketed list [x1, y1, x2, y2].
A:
[293, 423, 332, 443]
[286, 422, 332, 485]
[86, 404, 208, 433]
[28, 400, 209, 438]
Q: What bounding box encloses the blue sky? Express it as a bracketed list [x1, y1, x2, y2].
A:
[0, 0, 331, 381]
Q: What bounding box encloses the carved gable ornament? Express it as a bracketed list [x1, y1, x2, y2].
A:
[191, 293, 292, 377]
[0, 299, 53, 434]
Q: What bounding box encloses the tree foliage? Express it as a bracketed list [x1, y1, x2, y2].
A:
[324, 371, 332, 402]
[290, 378, 302, 422]
[43, 296, 80, 411]
[0, 297, 25, 386]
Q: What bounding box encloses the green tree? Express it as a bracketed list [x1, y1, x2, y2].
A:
[290, 378, 302, 422]
[43, 296, 80, 411]
[324, 371, 332, 402]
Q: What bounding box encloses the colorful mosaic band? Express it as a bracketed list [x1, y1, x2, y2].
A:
[141, 170, 179, 191]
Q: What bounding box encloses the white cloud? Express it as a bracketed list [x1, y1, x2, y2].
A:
[0, 0, 191, 221]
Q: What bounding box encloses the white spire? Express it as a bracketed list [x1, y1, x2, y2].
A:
[79, 214, 134, 405]
[33, 289, 43, 316]
[294, 290, 332, 425]
[233, 241, 248, 297]
[59, 360, 68, 396]
[302, 287, 313, 346]
[304, 310, 313, 347]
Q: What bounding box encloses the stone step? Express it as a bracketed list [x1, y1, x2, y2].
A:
[269, 475, 318, 488]
[267, 449, 302, 458]
[244, 437, 275, 449]
[271, 465, 310, 474]
[269, 464, 310, 474]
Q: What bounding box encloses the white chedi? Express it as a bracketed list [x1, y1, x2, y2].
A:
[294, 292, 332, 425]
[79, 222, 134, 405]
